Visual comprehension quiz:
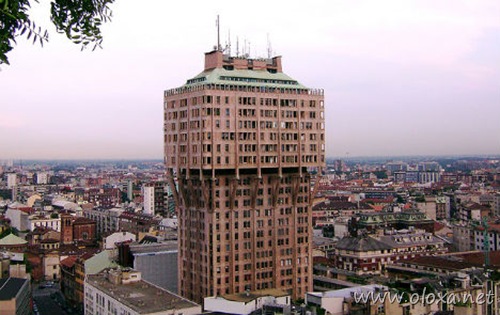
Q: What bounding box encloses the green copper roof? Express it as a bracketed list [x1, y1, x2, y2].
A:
[183, 68, 308, 89]
[0, 233, 27, 246]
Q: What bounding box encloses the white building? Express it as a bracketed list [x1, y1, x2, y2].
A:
[5, 203, 31, 231]
[204, 289, 291, 315]
[6, 173, 17, 189]
[102, 231, 136, 250]
[36, 172, 49, 185]
[29, 216, 61, 232]
[306, 285, 388, 315]
[142, 185, 155, 215]
[84, 268, 201, 315]
[83, 207, 124, 237]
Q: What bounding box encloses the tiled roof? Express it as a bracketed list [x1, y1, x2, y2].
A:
[336, 236, 392, 252]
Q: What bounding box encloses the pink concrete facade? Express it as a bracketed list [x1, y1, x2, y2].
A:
[164, 50, 325, 303]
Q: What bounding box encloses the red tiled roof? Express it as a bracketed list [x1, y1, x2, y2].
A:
[60, 256, 78, 268]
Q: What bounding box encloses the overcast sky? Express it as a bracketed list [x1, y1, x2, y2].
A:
[1, 0, 499, 159]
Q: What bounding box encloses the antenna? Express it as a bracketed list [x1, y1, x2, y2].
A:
[267, 33, 272, 58]
[216, 15, 221, 51]
[236, 37, 240, 57]
[227, 29, 231, 55]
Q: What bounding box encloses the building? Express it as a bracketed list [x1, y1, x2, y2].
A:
[164, 48, 325, 302]
[142, 181, 169, 216]
[204, 289, 291, 315]
[36, 172, 49, 185]
[143, 185, 155, 215]
[6, 173, 17, 189]
[334, 230, 447, 275]
[126, 239, 178, 293]
[29, 215, 61, 232]
[0, 277, 31, 315]
[84, 268, 201, 315]
[72, 250, 115, 306]
[102, 231, 136, 250]
[306, 285, 388, 315]
[83, 207, 124, 238]
[435, 195, 451, 220]
[60, 214, 97, 246]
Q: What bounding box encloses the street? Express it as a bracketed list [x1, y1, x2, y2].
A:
[32, 282, 78, 315]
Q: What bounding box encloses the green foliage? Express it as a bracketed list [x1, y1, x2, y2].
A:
[50, 212, 59, 219]
[415, 195, 426, 203]
[0, 226, 18, 238]
[373, 170, 388, 179]
[0, 0, 114, 65]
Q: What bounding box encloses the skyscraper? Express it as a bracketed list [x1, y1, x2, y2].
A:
[164, 49, 325, 303]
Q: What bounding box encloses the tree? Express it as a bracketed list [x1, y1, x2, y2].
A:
[0, 0, 114, 65]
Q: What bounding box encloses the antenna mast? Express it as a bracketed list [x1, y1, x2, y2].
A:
[267, 33, 272, 58]
[216, 15, 221, 51]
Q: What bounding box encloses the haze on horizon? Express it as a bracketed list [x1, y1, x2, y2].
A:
[1, 0, 499, 160]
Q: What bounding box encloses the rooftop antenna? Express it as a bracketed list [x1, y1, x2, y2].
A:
[267, 33, 272, 58]
[216, 15, 221, 51]
[227, 29, 231, 55]
[236, 37, 240, 57]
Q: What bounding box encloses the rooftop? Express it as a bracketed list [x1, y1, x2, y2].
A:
[0, 277, 28, 301]
[86, 272, 199, 313]
[0, 233, 28, 246]
[221, 288, 290, 303]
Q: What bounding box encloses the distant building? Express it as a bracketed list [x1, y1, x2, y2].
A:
[334, 231, 447, 275]
[435, 195, 451, 220]
[83, 207, 124, 238]
[142, 185, 155, 215]
[36, 172, 49, 185]
[352, 210, 435, 233]
[84, 268, 201, 315]
[60, 214, 97, 246]
[118, 212, 161, 236]
[142, 181, 168, 216]
[6, 173, 17, 189]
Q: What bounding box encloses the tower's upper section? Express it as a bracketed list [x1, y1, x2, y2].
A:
[164, 51, 325, 174]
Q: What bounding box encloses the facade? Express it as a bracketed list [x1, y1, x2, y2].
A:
[143, 185, 155, 215]
[128, 240, 178, 293]
[142, 181, 169, 216]
[164, 49, 325, 302]
[74, 250, 115, 306]
[83, 207, 124, 237]
[60, 214, 97, 246]
[435, 195, 451, 220]
[29, 215, 61, 232]
[6, 173, 17, 189]
[84, 268, 201, 315]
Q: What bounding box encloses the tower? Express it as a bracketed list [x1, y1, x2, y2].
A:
[164, 49, 325, 303]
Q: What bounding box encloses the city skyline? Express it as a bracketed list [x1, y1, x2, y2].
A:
[1, 0, 499, 159]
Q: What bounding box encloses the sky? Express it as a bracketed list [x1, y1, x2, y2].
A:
[1, 0, 499, 159]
